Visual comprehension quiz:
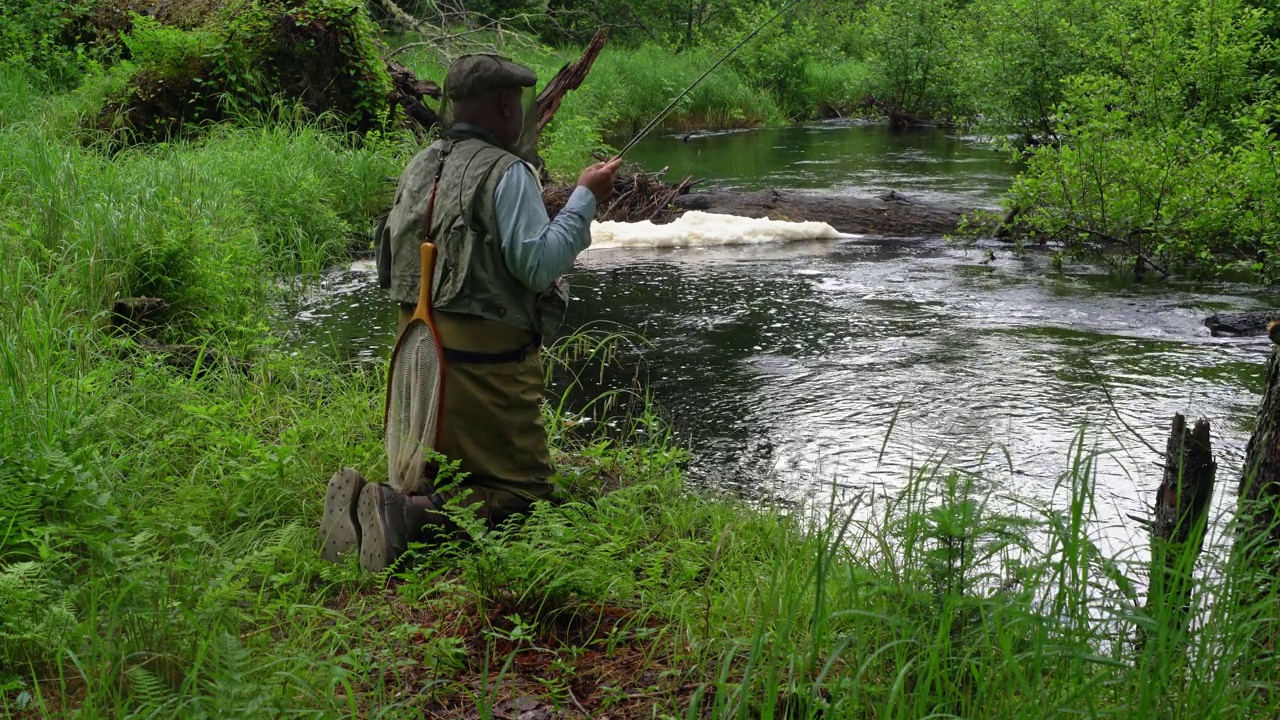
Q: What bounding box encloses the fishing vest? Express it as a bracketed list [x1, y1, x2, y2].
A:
[382, 129, 558, 336]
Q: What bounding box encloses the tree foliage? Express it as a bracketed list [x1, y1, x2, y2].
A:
[1010, 0, 1278, 279]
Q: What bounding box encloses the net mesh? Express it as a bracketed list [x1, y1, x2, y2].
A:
[385, 320, 443, 495]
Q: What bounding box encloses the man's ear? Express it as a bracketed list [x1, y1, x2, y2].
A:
[505, 88, 523, 118]
[493, 89, 512, 119]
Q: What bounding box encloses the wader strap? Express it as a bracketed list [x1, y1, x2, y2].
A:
[443, 336, 541, 365]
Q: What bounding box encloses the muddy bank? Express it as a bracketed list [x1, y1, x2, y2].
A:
[671, 189, 975, 237]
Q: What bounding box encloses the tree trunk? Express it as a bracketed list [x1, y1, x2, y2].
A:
[386, 59, 442, 133]
[535, 28, 609, 134]
[1238, 343, 1280, 576]
[1145, 414, 1216, 636]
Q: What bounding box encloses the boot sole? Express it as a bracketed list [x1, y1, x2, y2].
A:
[318, 468, 364, 563]
[358, 483, 393, 573]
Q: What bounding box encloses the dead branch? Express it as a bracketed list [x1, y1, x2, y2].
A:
[535, 28, 609, 133]
[544, 166, 695, 223]
[1063, 223, 1171, 279]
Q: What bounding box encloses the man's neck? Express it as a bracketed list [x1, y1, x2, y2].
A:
[448, 122, 506, 149]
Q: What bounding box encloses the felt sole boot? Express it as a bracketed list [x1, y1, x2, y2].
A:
[318, 468, 365, 563]
[358, 483, 405, 573]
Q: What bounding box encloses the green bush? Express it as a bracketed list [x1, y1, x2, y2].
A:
[963, 0, 1098, 141]
[1008, 0, 1279, 278]
[860, 0, 965, 123]
[730, 14, 820, 120]
[94, 0, 394, 143]
[0, 0, 91, 87]
[120, 14, 215, 80]
[808, 58, 876, 117]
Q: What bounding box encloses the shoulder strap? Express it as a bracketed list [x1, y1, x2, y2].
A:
[423, 141, 452, 242]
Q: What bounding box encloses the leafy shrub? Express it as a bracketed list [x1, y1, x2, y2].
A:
[808, 59, 876, 117]
[860, 0, 965, 123]
[1009, 0, 1278, 278]
[94, 0, 394, 143]
[0, 0, 91, 87]
[120, 14, 214, 80]
[964, 0, 1098, 141]
[731, 14, 820, 121]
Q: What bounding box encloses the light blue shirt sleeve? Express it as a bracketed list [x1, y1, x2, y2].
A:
[494, 162, 597, 293]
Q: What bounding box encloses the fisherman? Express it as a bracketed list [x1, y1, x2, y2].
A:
[318, 53, 621, 571]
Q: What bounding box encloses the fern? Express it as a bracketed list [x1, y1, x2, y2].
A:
[126, 664, 177, 713]
[196, 632, 273, 718]
[0, 561, 77, 668]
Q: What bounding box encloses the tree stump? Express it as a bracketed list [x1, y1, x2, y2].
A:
[1145, 414, 1216, 636]
[1238, 335, 1280, 577]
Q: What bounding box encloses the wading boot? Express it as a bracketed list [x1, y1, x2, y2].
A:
[318, 468, 366, 562]
[357, 483, 432, 572]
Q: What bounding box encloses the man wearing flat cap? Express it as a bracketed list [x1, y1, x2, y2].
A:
[318, 53, 621, 571]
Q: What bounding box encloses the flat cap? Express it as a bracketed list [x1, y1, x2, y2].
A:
[444, 54, 537, 100]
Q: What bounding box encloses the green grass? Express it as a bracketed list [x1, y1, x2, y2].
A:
[3, 63, 1280, 719]
[808, 59, 876, 118]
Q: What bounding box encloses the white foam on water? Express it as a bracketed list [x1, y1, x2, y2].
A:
[586, 210, 844, 250]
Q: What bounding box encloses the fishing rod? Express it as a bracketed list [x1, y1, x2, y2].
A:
[614, 0, 807, 159]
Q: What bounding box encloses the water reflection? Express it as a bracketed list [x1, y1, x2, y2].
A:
[625, 121, 1014, 207]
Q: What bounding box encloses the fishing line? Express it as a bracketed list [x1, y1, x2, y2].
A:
[614, 0, 808, 158]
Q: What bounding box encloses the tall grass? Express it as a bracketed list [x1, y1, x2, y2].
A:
[0, 66, 404, 338]
[808, 59, 876, 118]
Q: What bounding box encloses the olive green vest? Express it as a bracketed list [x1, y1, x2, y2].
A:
[382, 131, 539, 333]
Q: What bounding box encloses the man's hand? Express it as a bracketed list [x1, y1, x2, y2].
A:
[578, 158, 623, 203]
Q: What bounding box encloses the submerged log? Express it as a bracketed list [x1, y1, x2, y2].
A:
[1203, 311, 1280, 337]
[671, 189, 969, 237]
[1144, 415, 1216, 636]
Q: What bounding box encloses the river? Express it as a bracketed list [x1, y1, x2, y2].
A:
[278, 123, 1273, 562]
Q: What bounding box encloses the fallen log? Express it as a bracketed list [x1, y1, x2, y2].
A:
[671, 189, 969, 237]
[1203, 311, 1280, 337]
[111, 296, 169, 327]
[1143, 414, 1216, 638]
[128, 338, 252, 377]
[109, 296, 251, 377]
[387, 58, 442, 132]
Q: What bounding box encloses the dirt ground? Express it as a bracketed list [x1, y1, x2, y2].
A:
[335, 585, 710, 719]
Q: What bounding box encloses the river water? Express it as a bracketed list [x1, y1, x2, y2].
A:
[278, 123, 1274, 561]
